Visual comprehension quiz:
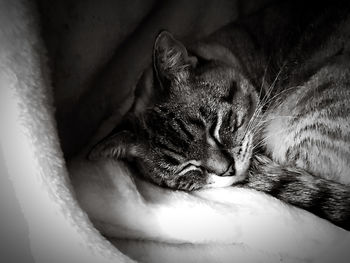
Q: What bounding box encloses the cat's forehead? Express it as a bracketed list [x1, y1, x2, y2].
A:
[194, 63, 238, 83]
[160, 93, 227, 124]
[153, 64, 245, 121]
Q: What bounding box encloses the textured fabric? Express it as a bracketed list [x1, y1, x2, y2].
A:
[0, 0, 133, 262]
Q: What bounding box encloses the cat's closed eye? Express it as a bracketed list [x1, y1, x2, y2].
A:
[178, 163, 203, 176]
[177, 161, 202, 175]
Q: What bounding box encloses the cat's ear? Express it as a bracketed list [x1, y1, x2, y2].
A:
[153, 31, 196, 89]
[88, 130, 144, 161]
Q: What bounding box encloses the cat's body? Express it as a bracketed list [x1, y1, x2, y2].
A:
[89, 1, 350, 230]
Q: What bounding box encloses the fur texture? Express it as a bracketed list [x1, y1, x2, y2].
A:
[90, 0, 350, 230]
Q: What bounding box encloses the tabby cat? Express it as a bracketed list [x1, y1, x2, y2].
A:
[89, 1, 350, 230]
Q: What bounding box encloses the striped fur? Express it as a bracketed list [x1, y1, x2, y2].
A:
[248, 154, 350, 230]
[89, 1, 350, 230]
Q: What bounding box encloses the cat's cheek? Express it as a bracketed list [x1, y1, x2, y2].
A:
[234, 151, 251, 182]
[228, 132, 253, 183]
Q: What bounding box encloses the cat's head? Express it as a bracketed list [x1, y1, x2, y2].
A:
[89, 31, 259, 191]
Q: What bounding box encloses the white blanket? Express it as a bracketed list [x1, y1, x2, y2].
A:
[69, 154, 349, 263]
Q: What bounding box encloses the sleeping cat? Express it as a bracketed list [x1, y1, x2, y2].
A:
[88, 1, 350, 230]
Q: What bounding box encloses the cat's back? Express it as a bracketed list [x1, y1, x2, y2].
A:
[264, 57, 350, 184]
[263, 9, 350, 183]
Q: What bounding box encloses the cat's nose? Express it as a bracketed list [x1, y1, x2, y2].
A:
[204, 150, 232, 176]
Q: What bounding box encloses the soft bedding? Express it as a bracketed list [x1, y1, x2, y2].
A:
[69, 153, 349, 262]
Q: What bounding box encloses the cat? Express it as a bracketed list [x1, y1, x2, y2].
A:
[88, 1, 350, 230]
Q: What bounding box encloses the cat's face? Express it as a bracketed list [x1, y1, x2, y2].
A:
[89, 31, 259, 191]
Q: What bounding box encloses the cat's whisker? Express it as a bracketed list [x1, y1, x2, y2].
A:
[243, 101, 266, 133]
[250, 114, 293, 140]
[245, 92, 276, 139]
[258, 61, 288, 111]
[242, 113, 260, 139]
[258, 55, 273, 101]
[252, 126, 291, 151]
[245, 105, 266, 136]
[260, 85, 299, 111]
[247, 83, 297, 143]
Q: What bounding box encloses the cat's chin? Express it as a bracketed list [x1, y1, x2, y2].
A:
[205, 173, 247, 188]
